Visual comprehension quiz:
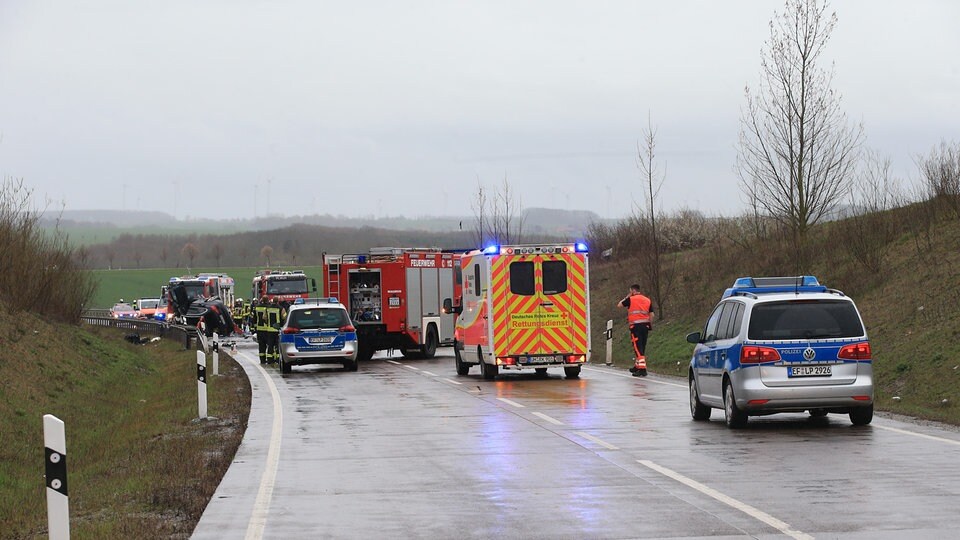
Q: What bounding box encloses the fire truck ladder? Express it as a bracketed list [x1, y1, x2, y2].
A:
[326, 256, 341, 300]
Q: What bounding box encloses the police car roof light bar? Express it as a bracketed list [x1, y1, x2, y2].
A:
[722, 275, 827, 298]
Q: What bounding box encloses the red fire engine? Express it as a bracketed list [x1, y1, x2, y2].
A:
[322, 248, 461, 362]
[251, 270, 317, 305]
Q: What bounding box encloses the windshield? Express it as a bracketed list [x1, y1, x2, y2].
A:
[180, 283, 205, 300]
[113, 303, 134, 311]
[138, 299, 159, 309]
[267, 278, 308, 295]
[748, 300, 864, 340]
[289, 308, 349, 329]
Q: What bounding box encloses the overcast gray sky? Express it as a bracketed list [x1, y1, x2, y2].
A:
[1, 1, 958, 221]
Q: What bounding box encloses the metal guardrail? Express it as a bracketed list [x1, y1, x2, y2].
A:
[80, 313, 199, 349]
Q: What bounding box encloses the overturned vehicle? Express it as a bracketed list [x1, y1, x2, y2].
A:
[168, 283, 240, 337]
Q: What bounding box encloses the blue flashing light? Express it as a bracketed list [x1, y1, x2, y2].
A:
[574, 242, 589, 253]
[294, 298, 304, 304]
[483, 244, 501, 255]
[328, 297, 338, 303]
[723, 275, 826, 298]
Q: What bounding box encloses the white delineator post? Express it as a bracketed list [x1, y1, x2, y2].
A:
[197, 350, 208, 419]
[43, 414, 70, 540]
[212, 333, 220, 376]
[605, 319, 614, 366]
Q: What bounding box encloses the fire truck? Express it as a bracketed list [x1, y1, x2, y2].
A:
[196, 273, 236, 307]
[445, 242, 591, 380]
[251, 270, 317, 305]
[322, 248, 460, 362]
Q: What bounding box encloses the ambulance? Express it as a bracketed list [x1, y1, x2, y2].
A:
[446, 242, 591, 379]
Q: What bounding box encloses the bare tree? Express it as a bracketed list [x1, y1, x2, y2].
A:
[260, 245, 274, 267]
[838, 149, 902, 273]
[181, 242, 200, 270]
[472, 176, 525, 247]
[159, 244, 169, 267]
[211, 242, 224, 267]
[737, 0, 863, 267]
[634, 114, 675, 318]
[918, 139, 960, 217]
[470, 178, 489, 247]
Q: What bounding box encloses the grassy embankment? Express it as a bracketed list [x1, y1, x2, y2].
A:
[590, 206, 960, 425]
[89, 266, 324, 308]
[0, 306, 250, 539]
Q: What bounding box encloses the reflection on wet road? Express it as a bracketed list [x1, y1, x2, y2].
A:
[193, 344, 960, 539]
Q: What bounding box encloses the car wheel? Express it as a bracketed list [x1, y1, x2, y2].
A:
[343, 358, 359, 372]
[454, 342, 470, 376]
[849, 404, 873, 426]
[689, 375, 711, 421]
[723, 379, 747, 428]
[535, 368, 548, 377]
[279, 355, 292, 374]
[421, 325, 438, 359]
[480, 348, 498, 380]
[564, 366, 581, 379]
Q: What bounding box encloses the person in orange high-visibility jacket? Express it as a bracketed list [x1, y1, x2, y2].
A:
[618, 284, 654, 377]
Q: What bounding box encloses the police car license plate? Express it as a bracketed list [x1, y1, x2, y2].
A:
[788, 365, 831, 377]
[308, 337, 333, 345]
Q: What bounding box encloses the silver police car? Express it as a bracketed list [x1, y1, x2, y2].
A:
[278, 298, 358, 374]
[687, 276, 874, 428]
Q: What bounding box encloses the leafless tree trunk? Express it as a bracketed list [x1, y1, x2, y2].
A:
[181, 242, 200, 271]
[635, 114, 672, 318]
[472, 176, 525, 247]
[470, 178, 488, 247]
[211, 242, 224, 267]
[260, 245, 273, 267]
[737, 0, 863, 269]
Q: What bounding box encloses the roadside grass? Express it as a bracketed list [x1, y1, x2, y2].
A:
[0, 308, 250, 539]
[89, 265, 325, 308]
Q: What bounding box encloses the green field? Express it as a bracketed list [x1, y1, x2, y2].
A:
[89, 266, 325, 308]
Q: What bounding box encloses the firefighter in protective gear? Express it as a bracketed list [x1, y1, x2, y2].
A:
[255, 296, 270, 364]
[264, 298, 283, 364]
[240, 299, 252, 333]
[618, 284, 654, 377]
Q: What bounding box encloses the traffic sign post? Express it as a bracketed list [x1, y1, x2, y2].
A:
[43, 414, 70, 540]
[605, 320, 613, 366]
[197, 350, 207, 419]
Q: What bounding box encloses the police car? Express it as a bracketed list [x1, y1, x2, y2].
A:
[278, 298, 358, 374]
[686, 276, 874, 428]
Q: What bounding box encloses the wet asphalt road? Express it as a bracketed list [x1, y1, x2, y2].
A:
[193, 342, 960, 539]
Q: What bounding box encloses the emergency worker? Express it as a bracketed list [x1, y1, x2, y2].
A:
[241, 299, 252, 333]
[618, 284, 654, 377]
[254, 296, 270, 364]
[265, 298, 283, 364]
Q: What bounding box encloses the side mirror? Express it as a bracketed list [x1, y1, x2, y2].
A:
[685, 332, 702, 344]
[442, 298, 453, 314]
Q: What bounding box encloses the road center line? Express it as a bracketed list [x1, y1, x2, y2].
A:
[875, 424, 960, 446]
[496, 397, 525, 408]
[386, 360, 401, 365]
[574, 431, 619, 450]
[582, 366, 685, 387]
[243, 352, 283, 540]
[421, 370, 438, 376]
[443, 378, 463, 385]
[637, 460, 812, 540]
[532, 412, 564, 425]
[405, 365, 420, 371]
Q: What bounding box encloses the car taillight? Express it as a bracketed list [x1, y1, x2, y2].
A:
[282, 327, 300, 334]
[741, 346, 781, 363]
[339, 325, 355, 333]
[838, 342, 871, 360]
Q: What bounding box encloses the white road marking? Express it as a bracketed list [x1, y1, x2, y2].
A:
[638, 460, 812, 540]
[532, 412, 564, 425]
[875, 424, 960, 446]
[244, 353, 283, 540]
[582, 366, 685, 387]
[496, 397, 525, 408]
[405, 365, 420, 371]
[386, 360, 401, 365]
[574, 432, 619, 450]
[421, 370, 438, 377]
[443, 378, 463, 385]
